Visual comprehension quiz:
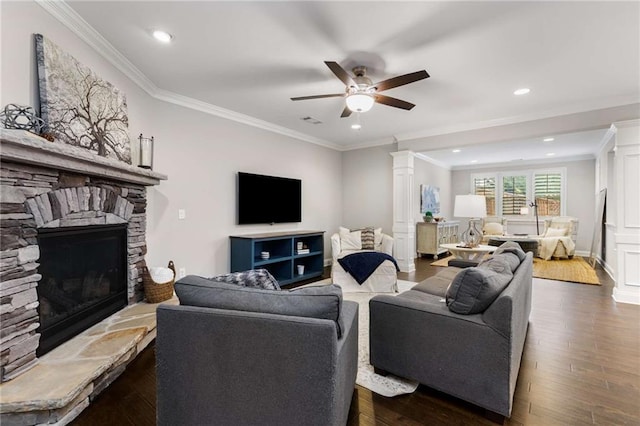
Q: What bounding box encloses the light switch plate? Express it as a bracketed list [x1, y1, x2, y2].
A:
[178, 209, 186, 219]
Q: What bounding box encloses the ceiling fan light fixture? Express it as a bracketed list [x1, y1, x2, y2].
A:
[346, 93, 375, 113]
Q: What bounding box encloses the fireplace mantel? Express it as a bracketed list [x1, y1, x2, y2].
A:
[0, 129, 167, 186]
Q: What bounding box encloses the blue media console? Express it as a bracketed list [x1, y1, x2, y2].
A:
[229, 230, 325, 287]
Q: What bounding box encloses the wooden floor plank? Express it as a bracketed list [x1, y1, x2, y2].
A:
[71, 258, 640, 425]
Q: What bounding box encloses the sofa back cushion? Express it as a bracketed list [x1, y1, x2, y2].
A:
[446, 256, 514, 315]
[175, 275, 344, 336]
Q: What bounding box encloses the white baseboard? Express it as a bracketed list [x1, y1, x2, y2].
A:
[612, 287, 640, 305]
[324, 258, 332, 267]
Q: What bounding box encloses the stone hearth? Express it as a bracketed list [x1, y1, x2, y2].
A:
[0, 129, 167, 423]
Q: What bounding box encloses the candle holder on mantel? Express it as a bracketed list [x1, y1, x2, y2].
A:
[138, 133, 154, 169]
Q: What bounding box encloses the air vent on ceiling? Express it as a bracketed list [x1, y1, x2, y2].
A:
[300, 116, 322, 125]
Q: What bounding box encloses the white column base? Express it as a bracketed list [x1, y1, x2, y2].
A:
[612, 286, 640, 305]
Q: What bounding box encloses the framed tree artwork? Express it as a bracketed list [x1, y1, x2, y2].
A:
[35, 34, 131, 164]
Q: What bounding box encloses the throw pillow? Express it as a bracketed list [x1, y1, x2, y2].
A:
[209, 268, 280, 290]
[544, 227, 568, 237]
[445, 256, 513, 315]
[175, 276, 344, 337]
[483, 222, 504, 236]
[358, 227, 375, 250]
[374, 227, 383, 247]
[339, 226, 362, 250]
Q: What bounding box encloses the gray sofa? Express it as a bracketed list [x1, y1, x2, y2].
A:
[369, 244, 533, 417]
[156, 275, 358, 426]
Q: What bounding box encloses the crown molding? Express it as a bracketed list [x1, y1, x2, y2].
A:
[414, 153, 452, 170]
[35, 0, 339, 151]
[450, 153, 594, 171]
[395, 97, 640, 143]
[36, 0, 158, 96]
[154, 89, 340, 150]
[595, 125, 617, 157]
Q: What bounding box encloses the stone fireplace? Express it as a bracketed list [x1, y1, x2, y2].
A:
[0, 129, 167, 422]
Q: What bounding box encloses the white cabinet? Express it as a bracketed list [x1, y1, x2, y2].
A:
[416, 221, 459, 259]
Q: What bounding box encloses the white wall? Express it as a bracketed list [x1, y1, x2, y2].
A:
[1, 1, 343, 276]
[451, 159, 596, 252]
[341, 144, 395, 234]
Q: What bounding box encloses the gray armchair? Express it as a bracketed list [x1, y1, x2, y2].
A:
[156, 276, 358, 426]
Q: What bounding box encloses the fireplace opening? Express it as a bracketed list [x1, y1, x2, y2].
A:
[36, 224, 128, 356]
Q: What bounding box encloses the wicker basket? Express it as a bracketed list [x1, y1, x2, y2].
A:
[143, 260, 176, 303]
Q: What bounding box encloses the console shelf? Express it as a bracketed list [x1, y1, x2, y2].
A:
[230, 230, 325, 287]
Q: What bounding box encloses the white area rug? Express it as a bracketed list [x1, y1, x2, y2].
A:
[310, 279, 419, 397]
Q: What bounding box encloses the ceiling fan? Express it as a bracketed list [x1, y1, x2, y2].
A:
[291, 61, 429, 118]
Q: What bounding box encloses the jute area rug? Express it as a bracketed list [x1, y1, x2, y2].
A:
[431, 255, 600, 285]
[311, 279, 419, 397]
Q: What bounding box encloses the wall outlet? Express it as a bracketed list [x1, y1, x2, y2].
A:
[178, 268, 186, 278]
[178, 209, 186, 220]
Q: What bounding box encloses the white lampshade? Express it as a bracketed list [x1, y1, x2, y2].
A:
[345, 93, 375, 112]
[454, 194, 487, 218]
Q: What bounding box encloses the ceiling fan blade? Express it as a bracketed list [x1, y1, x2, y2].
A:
[291, 93, 345, 101]
[374, 70, 430, 92]
[325, 61, 356, 87]
[374, 94, 415, 110]
[340, 106, 352, 118]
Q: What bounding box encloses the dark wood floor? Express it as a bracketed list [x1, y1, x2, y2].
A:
[72, 258, 640, 426]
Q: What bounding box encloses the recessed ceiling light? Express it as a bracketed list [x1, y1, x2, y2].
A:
[452, 149, 461, 153]
[513, 88, 530, 96]
[543, 137, 555, 142]
[152, 30, 173, 43]
[351, 124, 362, 130]
[546, 152, 555, 156]
[470, 160, 478, 163]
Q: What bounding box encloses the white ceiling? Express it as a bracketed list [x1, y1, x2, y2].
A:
[64, 1, 640, 165]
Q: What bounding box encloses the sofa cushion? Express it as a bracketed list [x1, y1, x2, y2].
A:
[491, 241, 527, 272]
[359, 227, 375, 250]
[413, 267, 462, 297]
[445, 256, 514, 314]
[209, 268, 280, 290]
[175, 276, 345, 336]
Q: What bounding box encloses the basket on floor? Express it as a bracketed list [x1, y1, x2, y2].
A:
[143, 260, 176, 303]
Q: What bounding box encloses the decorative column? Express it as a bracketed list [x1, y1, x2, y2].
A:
[611, 119, 640, 305]
[390, 151, 415, 273]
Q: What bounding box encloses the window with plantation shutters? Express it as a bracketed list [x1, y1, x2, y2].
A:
[472, 176, 496, 216]
[470, 168, 566, 218]
[502, 175, 527, 215]
[534, 173, 562, 216]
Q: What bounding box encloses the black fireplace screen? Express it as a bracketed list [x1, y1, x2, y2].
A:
[36, 224, 128, 356]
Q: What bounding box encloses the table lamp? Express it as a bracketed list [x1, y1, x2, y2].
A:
[454, 194, 487, 248]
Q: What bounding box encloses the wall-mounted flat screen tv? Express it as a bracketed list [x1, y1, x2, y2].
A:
[237, 172, 302, 224]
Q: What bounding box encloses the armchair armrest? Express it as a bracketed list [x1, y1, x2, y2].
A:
[330, 233, 341, 262]
[380, 234, 393, 256]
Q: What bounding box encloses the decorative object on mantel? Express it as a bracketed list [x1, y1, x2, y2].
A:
[454, 194, 487, 248]
[423, 211, 433, 222]
[138, 133, 154, 169]
[142, 260, 176, 303]
[0, 103, 45, 133]
[35, 34, 132, 164]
